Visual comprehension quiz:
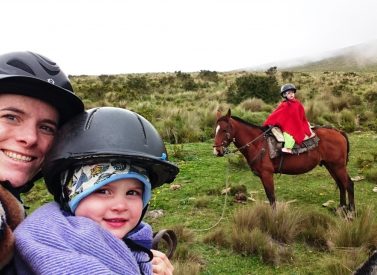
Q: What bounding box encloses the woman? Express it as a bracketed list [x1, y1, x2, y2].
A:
[0, 51, 84, 272]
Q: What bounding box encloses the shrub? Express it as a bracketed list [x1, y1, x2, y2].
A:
[198, 70, 219, 82]
[265, 66, 277, 76]
[125, 75, 149, 90]
[281, 71, 294, 82]
[226, 74, 279, 104]
[175, 71, 198, 91]
[364, 90, 377, 102]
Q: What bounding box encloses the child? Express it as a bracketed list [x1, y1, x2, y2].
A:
[263, 83, 311, 154]
[14, 107, 179, 275]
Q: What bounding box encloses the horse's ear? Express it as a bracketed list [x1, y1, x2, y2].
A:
[226, 109, 231, 117]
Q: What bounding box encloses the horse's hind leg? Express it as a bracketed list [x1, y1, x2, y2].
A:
[346, 175, 355, 211]
[325, 164, 355, 211]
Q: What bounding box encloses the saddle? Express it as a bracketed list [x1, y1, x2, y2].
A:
[267, 127, 320, 159]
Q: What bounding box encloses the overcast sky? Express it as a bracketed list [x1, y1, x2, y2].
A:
[1, 0, 376, 75]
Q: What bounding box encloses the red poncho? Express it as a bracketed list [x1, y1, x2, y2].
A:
[263, 99, 311, 144]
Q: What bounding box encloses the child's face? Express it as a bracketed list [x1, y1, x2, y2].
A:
[285, 90, 295, 100]
[75, 178, 144, 239]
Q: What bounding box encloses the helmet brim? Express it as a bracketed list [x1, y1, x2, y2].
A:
[43, 153, 179, 192]
[0, 75, 84, 125]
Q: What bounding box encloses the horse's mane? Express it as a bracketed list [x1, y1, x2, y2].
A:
[231, 116, 266, 131]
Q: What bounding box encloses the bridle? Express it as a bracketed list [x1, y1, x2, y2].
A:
[213, 120, 234, 151]
[213, 120, 271, 155]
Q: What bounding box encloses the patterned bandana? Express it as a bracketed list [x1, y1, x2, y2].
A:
[66, 162, 151, 213]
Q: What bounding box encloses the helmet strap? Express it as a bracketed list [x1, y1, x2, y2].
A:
[58, 169, 75, 213]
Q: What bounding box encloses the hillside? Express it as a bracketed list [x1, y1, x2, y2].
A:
[289, 40, 377, 72]
[247, 40, 377, 72]
[70, 69, 377, 146]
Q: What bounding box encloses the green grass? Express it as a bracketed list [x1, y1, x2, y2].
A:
[22, 131, 377, 274]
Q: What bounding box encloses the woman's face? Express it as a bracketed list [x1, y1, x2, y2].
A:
[75, 179, 144, 239]
[0, 94, 58, 187]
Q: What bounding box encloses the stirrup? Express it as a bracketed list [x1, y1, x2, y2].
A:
[152, 229, 178, 259]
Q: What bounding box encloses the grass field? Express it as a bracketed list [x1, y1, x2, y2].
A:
[24, 131, 377, 274]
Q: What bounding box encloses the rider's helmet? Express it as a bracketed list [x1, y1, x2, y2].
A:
[0, 51, 84, 125]
[280, 83, 297, 98]
[42, 107, 179, 211]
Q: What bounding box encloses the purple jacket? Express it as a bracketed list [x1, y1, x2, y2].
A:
[14, 202, 152, 274]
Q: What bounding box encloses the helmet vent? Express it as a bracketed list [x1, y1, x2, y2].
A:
[7, 59, 35, 75]
[38, 62, 60, 76]
[136, 115, 148, 143]
[84, 108, 99, 130]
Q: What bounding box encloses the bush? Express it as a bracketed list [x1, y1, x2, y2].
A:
[281, 71, 294, 82]
[226, 74, 279, 104]
[198, 70, 219, 82]
[175, 71, 198, 91]
[125, 75, 149, 90]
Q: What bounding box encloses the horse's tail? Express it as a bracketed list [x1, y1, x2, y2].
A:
[340, 130, 350, 164]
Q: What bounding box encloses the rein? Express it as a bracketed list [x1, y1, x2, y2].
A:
[230, 128, 271, 154]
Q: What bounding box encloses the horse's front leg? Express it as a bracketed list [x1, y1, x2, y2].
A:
[259, 172, 276, 207]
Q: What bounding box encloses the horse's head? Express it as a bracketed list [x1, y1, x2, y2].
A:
[213, 109, 234, 156]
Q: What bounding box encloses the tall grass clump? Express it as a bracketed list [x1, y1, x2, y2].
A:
[298, 209, 335, 250]
[339, 109, 356, 132]
[365, 167, 377, 183]
[329, 207, 377, 250]
[170, 225, 202, 272]
[304, 100, 331, 125]
[239, 97, 268, 112]
[230, 227, 293, 266]
[155, 108, 204, 143]
[320, 247, 369, 275]
[233, 202, 302, 243]
[227, 202, 303, 265]
[173, 261, 201, 275]
[203, 227, 230, 248]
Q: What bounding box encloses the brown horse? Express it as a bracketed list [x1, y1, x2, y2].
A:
[213, 109, 355, 211]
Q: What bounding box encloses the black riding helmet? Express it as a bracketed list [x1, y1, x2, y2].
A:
[280, 83, 297, 98]
[42, 107, 179, 204]
[0, 51, 84, 125]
